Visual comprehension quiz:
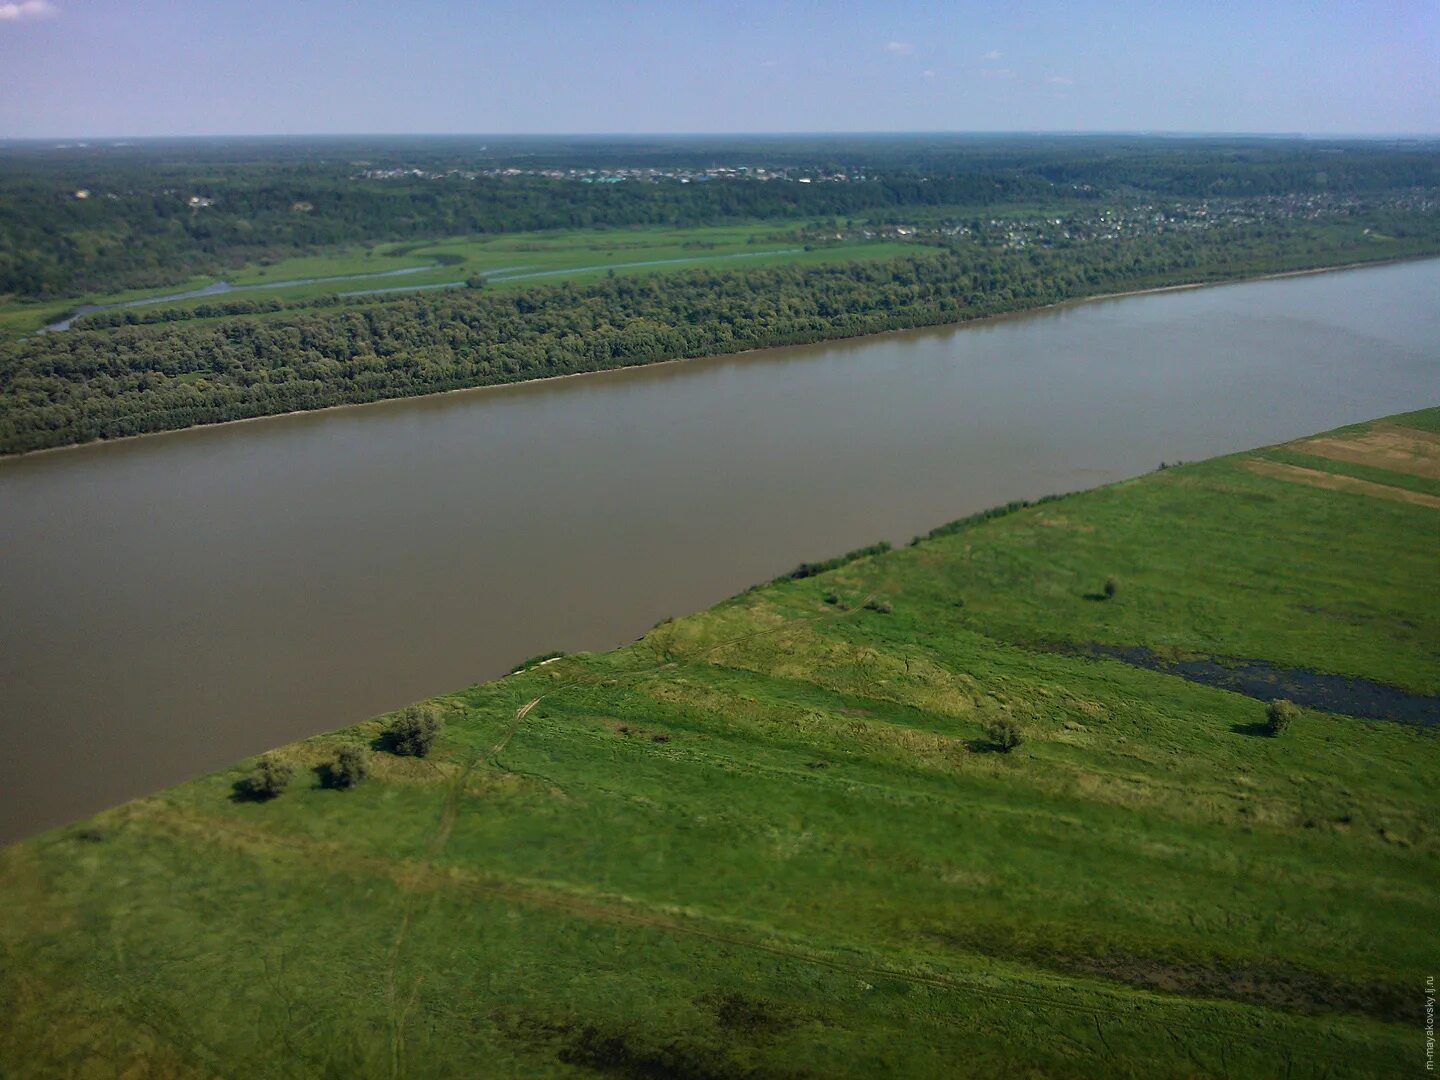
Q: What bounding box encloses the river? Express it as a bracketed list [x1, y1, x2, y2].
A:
[2, 259, 1437, 842]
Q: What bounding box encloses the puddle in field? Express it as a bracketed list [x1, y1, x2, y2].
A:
[1078, 644, 1440, 726]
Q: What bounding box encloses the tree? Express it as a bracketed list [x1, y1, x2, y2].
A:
[328, 745, 370, 788]
[244, 755, 294, 800]
[1265, 699, 1299, 736]
[387, 704, 444, 758]
[985, 716, 1023, 753]
[1103, 577, 1120, 599]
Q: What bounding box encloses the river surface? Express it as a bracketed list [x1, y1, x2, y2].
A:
[2, 259, 1437, 842]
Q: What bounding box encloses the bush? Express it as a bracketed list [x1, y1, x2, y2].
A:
[244, 755, 294, 800]
[918, 496, 1065, 545]
[387, 704, 444, 757]
[780, 541, 891, 582]
[1103, 577, 1120, 599]
[328, 745, 370, 789]
[985, 716, 1024, 753]
[509, 650, 566, 674]
[1265, 699, 1300, 736]
[864, 598, 893, 614]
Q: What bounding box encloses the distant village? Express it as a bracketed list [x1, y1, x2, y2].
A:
[67, 172, 1433, 258]
[355, 164, 868, 184]
[820, 190, 1438, 251]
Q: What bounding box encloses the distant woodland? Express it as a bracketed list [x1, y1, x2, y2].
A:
[3, 134, 1438, 298]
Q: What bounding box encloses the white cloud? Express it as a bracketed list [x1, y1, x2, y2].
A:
[981, 67, 1015, 80]
[1046, 75, 1074, 86]
[922, 69, 936, 79]
[982, 50, 1002, 61]
[885, 41, 915, 56]
[0, 0, 56, 21]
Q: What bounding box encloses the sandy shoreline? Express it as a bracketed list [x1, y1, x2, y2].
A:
[5, 252, 1436, 462]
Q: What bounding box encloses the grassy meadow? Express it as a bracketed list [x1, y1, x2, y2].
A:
[0, 222, 917, 337]
[1, 410, 1437, 1077]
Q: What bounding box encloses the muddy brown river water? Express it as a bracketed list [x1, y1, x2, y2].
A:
[2, 259, 1438, 842]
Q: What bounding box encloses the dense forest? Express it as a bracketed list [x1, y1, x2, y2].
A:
[5, 211, 1438, 455]
[3, 134, 1438, 298]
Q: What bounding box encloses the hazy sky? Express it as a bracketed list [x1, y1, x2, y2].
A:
[1, 1, 1436, 138]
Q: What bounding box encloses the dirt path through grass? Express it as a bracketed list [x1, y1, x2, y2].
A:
[1243, 457, 1440, 507]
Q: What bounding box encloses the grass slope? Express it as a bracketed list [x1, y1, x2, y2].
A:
[2, 411, 1437, 1078]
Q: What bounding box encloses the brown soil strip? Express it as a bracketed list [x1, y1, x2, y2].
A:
[1243, 457, 1440, 508]
[1287, 426, 1440, 480]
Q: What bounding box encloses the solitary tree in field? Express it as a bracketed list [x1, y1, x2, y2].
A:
[328, 745, 370, 788]
[387, 704, 444, 757]
[1265, 699, 1300, 736]
[985, 715, 1024, 753]
[1103, 577, 1120, 600]
[245, 755, 294, 800]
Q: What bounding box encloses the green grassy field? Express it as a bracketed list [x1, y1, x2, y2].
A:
[0, 223, 917, 337]
[2, 411, 1437, 1077]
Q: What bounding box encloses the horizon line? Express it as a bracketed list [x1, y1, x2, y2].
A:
[4, 129, 1440, 144]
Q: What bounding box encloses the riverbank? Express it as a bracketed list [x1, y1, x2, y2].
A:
[5, 249, 1436, 462]
[3, 407, 1435, 1076]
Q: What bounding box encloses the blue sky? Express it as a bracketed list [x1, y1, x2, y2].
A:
[1, 1, 1436, 137]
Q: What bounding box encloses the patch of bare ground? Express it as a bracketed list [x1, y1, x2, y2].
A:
[1066, 953, 1408, 1022]
[698, 628, 986, 719]
[636, 678, 973, 768]
[1243, 457, 1440, 508]
[498, 1009, 814, 1080]
[1287, 425, 1440, 479]
[696, 990, 811, 1041]
[0, 973, 212, 1080]
[1033, 512, 1095, 532]
[923, 928, 1409, 1023]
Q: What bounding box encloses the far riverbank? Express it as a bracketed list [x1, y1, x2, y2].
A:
[5, 250, 1436, 462]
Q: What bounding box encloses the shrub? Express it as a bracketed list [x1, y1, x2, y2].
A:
[245, 755, 294, 800]
[865, 598, 893, 614]
[509, 650, 566, 674]
[328, 745, 370, 789]
[1103, 577, 1120, 599]
[918, 496, 1065, 545]
[985, 716, 1023, 753]
[1265, 699, 1300, 736]
[822, 591, 840, 605]
[387, 704, 444, 757]
[780, 541, 891, 583]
